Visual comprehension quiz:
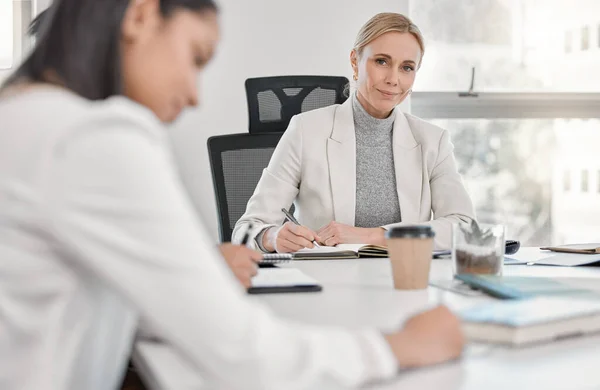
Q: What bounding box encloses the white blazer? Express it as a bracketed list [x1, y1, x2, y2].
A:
[0, 88, 397, 389]
[233, 98, 476, 250]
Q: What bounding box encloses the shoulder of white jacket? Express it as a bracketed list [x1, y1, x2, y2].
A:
[289, 103, 339, 135]
[94, 96, 163, 137]
[401, 112, 448, 145]
[56, 94, 165, 143]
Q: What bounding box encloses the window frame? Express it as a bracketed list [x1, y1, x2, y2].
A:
[581, 169, 589, 192]
[411, 92, 600, 119]
[0, 1, 14, 70]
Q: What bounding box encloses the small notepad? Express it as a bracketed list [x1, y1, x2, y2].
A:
[248, 268, 322, 294]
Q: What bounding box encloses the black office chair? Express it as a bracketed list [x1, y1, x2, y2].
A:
[245, 75, 349, 134]
[207, 132, 286, 242]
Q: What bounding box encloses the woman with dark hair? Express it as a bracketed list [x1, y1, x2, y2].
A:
[0, 1, 464, 389]
[18, 0, 262, 292]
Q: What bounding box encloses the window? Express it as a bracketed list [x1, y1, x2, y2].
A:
[0, 1, 13, 69]
[410, 0, 600, 92]
[581, 26, 590, 51]
[581, 170, 589, 192]
[411, 100, 600, 245]
[410, 0, 600, 245]
[413, 117, 600, 246]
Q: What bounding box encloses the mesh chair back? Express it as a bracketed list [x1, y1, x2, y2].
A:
[245, 75, 349, 134]
[208, 132, 284, 242]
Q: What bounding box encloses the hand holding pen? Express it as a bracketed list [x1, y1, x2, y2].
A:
[261, 208, 323, 253]
[218, 222, 261, 288]
[280, 208, 320, 248]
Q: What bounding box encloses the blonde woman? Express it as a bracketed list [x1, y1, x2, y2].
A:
[234, 13, 475, 253]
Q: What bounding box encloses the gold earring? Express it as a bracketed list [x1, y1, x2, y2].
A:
[353, 73, 358, 81]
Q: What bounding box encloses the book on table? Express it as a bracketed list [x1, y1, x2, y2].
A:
[459, 296, 600, 346]
[504, 246, 600, 267]
[540, 243, 600, 254]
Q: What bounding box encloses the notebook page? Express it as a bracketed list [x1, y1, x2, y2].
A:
[334, 244, 365, 252]
[251, 268, 320, 287]
[295, 246, 349, 254]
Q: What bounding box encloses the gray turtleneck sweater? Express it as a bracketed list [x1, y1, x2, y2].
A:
[352, 93, 402, 228]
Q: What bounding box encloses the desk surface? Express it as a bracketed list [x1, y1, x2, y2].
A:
[134, 251, 600, 390]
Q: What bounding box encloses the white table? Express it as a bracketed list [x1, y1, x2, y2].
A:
[133, 251, 600, 390]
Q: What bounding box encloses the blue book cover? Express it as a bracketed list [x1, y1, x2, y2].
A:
[455, 274, 595, 300]
[460, 297, 600, 327]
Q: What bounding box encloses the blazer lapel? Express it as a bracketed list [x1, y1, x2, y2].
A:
[392, 111, 422, 223]
[327, 100, 356, 226]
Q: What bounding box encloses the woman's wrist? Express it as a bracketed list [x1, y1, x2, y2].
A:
[367, 227, 386, 246]
[383, 331, 417, 367]
[262, 227, 276, 252]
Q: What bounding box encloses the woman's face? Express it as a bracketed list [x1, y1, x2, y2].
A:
[351, 32, 421, 119]
[121, 1, 219, 123]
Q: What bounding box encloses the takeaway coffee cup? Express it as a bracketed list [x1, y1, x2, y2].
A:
[385, 225, 435, 290]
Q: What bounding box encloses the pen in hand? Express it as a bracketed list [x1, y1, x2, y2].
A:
[240, 222, 253, 247]
[280, 208, 321, 248]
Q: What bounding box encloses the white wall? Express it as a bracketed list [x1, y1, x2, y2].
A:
[1, 0, 410, 240]
[34, 0, 51, 12]
[171, 0, 410, 240]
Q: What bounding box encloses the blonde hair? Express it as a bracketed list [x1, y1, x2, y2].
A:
[353, 13, 425, 65]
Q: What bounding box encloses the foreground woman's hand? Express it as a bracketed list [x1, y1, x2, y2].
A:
[218, 243, 261, 288]
[384, 305, 464, 367]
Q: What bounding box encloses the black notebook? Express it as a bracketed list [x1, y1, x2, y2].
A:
[248, 268, 322, 294]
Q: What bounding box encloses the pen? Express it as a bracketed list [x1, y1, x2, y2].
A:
[240, 222, 253, 247]
[280, 208, 320, 248]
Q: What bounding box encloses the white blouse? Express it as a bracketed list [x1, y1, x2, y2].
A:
[0, 87, 397, 390]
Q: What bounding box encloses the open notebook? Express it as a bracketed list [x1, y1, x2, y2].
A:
[293, 244, 387, 260]
[292, 244, 451, 260]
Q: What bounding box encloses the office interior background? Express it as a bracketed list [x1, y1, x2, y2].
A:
[2, 0, 599, 246]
